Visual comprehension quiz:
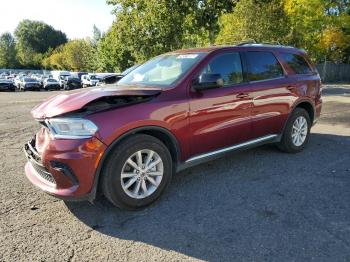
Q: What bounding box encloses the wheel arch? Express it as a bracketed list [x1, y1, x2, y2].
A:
[90, 126, 181, 201]
[294, 100, 315, 124]
[280, 99, 315, 139]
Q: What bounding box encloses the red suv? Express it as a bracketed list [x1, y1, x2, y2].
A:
[24, 44, 322, 209]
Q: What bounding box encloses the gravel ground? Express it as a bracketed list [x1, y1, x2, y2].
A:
[0, 85, 349, 262]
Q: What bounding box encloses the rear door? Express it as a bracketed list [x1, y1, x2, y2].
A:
[188, 51, 253, 157]
[243, 51, 295, 138]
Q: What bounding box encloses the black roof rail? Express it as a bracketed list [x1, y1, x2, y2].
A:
[208, 40, 296, 49]
[210, 39, 257, 47]
[260, 41, 282, 45]
[235, 40, 258, 46]
[236, 41, 297, 49]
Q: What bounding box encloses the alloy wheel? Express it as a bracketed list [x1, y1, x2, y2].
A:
[120, 149, 164, 199]
[291, 116, 308, 146]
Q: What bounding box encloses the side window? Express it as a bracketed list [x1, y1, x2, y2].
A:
[245, 51, 284, 81]
[200, 52, 243, 86]
[281, 52, 313, 74]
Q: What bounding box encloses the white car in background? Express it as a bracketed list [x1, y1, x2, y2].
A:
[14, 76, 25, 89]
[43, 78, 60, 91]
[51, 70, 71, 87]
[81, 74, 99, 87]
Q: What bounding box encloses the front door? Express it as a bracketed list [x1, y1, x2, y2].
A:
[188, 52, 253, 158]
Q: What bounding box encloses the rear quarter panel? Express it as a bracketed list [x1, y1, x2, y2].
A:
[276, 50, 322, 123]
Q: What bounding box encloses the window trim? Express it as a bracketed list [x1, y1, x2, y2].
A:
[242, 51, 286, 83]
[246, 76, 286, 84]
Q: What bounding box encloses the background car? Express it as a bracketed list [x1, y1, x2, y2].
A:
[0, 78, 16, 91]
[81, 74, 99, 87]
[72, 72, 88, 80]
[96, 65, 140, 86]
[96, 73, 118, 86]
[43, 78, 60, 91]
[19, 77, 42, 91]
[14, 76, 24, 89]
[0, 72, 9, 78]
[58, 75, 67, 88]
[63, 76, 82, 90]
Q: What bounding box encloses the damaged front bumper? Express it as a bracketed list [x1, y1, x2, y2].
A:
[23, 130, 107, 201]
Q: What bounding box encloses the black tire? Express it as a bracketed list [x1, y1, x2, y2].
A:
[102, 134, 173, 209]
[277, 108, 311, 153]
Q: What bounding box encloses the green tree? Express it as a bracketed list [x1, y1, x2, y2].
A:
[14, 19, 67, 67]
[108, 0, 189, 62]
[320, 26, 349, 63]
[92, 24, 102, 46]
[285, 0, 350, 62]
[63, 40, 97, 71]
[284, 0, 326, 61]
[45, 40, 97, 71]
[0, 32, 18, 68]
[216, 0, 290, 45]
[195, 0, 236, 44]
[100, 0, 236, 71]
[97, 26, 133, 72]
[43, 45, 67, 70]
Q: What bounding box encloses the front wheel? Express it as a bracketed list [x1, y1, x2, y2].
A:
[102, 134, 173, 209]
[277, 108, 311, 153]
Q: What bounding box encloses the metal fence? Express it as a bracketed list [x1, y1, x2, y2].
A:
[316, 63, 350, 83]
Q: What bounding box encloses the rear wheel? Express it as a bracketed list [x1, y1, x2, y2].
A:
[277, 108, 311, 153]
[102, 134, 173, 209]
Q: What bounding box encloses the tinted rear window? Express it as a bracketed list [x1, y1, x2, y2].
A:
[281, 53, 312, 74]
[245, 52, 284, 81]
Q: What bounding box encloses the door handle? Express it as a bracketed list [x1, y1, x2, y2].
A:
[237, 93, 249, 98]
[287, 86, 296, 91]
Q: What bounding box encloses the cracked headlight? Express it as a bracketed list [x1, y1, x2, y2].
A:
[46, 118, 98, 139]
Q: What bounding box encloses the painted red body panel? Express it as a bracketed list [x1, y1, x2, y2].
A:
[31, 86, 161, 119]
[24, 45, 322, 199]
[25, 126, 107, 197]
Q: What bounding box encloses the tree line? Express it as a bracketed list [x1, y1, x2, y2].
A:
[0, 0, 349, 72]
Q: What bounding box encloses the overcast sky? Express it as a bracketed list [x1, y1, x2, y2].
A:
[0, 0, 115, 39]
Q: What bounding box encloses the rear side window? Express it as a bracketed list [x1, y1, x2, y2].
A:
[200, 52, 243, 86]
[245, 52, 284, 81]
[281, 53, 312, 74]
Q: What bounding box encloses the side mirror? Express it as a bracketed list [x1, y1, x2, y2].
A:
[192, 73, 224, 91]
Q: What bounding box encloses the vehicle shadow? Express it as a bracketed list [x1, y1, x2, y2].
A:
[65, 133, 350, 261]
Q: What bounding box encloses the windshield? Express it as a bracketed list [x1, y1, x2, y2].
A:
[118, 53, 206, 87]
[90, 75, 97, 80]
[122, 64, 139, 76]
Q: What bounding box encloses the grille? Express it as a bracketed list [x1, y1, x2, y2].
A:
[30, 159, 56, 185]
[25, 138, 56, 186]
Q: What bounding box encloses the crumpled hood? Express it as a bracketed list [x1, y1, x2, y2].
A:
[31, 85, 162, 119]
